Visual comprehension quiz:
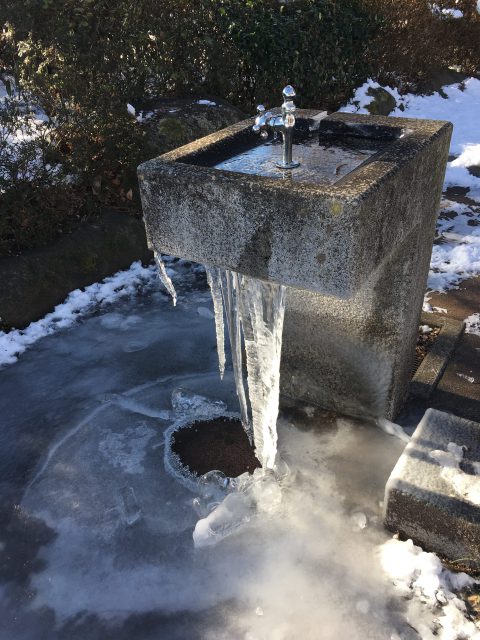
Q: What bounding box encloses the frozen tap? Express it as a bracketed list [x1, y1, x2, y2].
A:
[252, 85, 300, 170]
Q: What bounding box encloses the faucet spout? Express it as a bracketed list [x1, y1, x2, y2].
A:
[252, 85, 300, 170]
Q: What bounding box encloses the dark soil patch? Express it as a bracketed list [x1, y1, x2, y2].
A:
[171, 417, 261, 478]
[412, 325, 441, 376]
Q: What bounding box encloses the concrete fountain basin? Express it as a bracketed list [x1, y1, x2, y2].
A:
[138, 110, 451, 299]
[138, 110, 452, 420]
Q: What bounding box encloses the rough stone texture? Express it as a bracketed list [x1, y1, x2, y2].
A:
[365, 87, 397, 116]
[0, 211, 151, 330]
[138, 110, 451, 419]
[384, 408, 480, 571]
[137, 96, 245, 158]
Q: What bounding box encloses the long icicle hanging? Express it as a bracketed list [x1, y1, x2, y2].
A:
[207, 265, 287, 468]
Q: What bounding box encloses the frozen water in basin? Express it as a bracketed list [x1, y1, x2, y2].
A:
[214, 136, 381, 186]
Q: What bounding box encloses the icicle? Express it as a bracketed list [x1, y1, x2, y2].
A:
[205, 267, 226, 379]
[238, 276, 286, 469]
[153, 251, 177, 306]
[220, 271, 251, 438]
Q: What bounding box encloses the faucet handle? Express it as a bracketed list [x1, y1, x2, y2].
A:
[282, 85, 297, 115]
[282, 85, 296, 100]
[253, 104, 272, 138]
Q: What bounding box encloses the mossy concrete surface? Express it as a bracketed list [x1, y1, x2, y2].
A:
[0, 211, 152, 330]
[138, 96, 245, 158]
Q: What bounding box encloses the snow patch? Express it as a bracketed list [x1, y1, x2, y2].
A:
[0, 261, 158, 367]
[465, 313, 480, 335]
[429, 441, 480, 505]
[380, 537, 480, 640]
[341, 78, 480, 204]
[431, 4, 464, 19]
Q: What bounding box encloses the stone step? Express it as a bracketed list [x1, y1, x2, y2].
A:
[384, 408, 480, 572]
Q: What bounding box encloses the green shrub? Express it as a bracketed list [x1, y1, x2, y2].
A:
[363, 0, 480, 90]
[1, 0, 376, 255]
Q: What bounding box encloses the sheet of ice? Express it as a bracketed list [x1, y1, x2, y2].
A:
[429, 441, 480, 505]
[1, 280, 478, 639]
[98, 423, 156, 474]
[13, 378, 478, 639]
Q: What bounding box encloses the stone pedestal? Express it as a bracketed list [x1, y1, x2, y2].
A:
[138, 111, 451, 419]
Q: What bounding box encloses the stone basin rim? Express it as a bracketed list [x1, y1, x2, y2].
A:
[138, 110, 453, 203]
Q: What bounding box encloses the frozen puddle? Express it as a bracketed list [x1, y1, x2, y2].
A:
[0, 270, 478, 639]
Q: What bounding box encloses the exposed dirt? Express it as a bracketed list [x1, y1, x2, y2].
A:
[171, 417, 261, 478]
[412, 324, 441, 376]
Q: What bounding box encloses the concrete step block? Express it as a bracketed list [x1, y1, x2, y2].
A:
[384, 408, 480, 571]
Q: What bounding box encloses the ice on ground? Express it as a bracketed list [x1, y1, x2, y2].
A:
[1, 272, 478, 639]
[0, 261, 161, 366]
[15, 382, 479, 638]
[98, 422, 157, 474]
[429, 441, 480, 505]
[0, 255, 193, 368]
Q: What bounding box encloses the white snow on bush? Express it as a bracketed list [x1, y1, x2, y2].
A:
[342, 78, 480, 292]
[0, 261, 158, 367]
[431, 4, 464, 19]
[380, 537, 480, 639]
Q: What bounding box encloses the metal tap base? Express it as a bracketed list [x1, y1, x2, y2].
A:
[275, 160, 300, 170]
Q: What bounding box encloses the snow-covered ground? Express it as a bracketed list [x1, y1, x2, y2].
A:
[341, 77, 480, 296]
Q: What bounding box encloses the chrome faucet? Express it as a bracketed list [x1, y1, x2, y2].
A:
[252, 85, 300, 169]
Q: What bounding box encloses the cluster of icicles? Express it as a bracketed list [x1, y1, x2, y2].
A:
[154, 252, 286, 469]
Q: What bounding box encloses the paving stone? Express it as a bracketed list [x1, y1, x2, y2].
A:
[384, 408, 480, 571]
